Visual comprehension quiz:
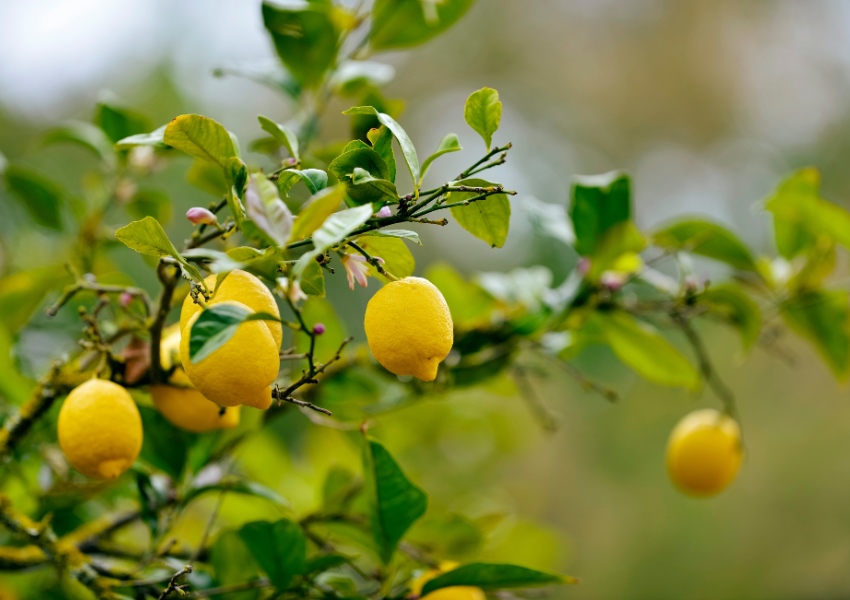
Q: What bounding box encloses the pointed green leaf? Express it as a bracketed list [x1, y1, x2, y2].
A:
[290, 185, 346, 241]
[699, 284, 762, 352]
[343, 106, 419, 188]
[420, 133, 462, 183]
[258, 115, 300, 162]
[367, 125, 397, 183]
[464, 88, 502, 151]
[359, 229, 421, 245]
[300, 258, 326, 297]
[95, 99, 151, 144]
[653, 219, 758, 272]
[188, 302, 251, 363]
[43, 121, 115, 166]
[262, 1, 338, 88]
[211, 531, 261, 600]
[570, 171, 631, 256]
[422, 563, 575, 595]
[4, 165, 64, 230]
[448, 178, 511, 248]
[370, 0, 475, 50]
[782, 289, 850, 379]
[115, 125, 168, 150]
[354, 235, 415, 281]
[164, 114, 237, 170]
[239, 519, 306, 591]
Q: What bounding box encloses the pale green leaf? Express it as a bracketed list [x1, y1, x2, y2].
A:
[448, 178, 510, 248]
[464, 88, 502, 151]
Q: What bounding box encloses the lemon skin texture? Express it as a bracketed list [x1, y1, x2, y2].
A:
[58, 379, 143, 480]
[364, 277, 453, 382]
[666, 408, 743, 497]
[180, 300, 278, 410]
[409, 562, 485, 600]
[180, 269, 282, 349]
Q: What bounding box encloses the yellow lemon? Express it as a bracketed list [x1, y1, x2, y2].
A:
[58, 379, 142, 479]
[180, 269, 282, 349]
[180, 300, 278, 410]
[364, 277, 453, 381]
[666, 408, 743, 497]
[410, 561, 484, 600]
[150, 325, 240, 433]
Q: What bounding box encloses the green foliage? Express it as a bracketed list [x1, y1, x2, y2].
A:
[448, 178, 511, 247]
[163, 114, 238, 169]
[370, 0, 476, 50]
[4, 165, 65, 230]
[464, 87, 502, 151]
[258, 115, 300, 163]
[343, 106, 420, 188]
[421, 563, 574, 594]
[653, 218, 758, 272]
[239, 519, 307, 590]
[570, 170, 631, 257]
[115, 216, 204, 281]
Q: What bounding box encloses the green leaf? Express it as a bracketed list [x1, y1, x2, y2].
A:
[421, 563, 574, 595]
[239, 519, 306, 591]
[591, 310, 700, 390]
[287, 169, 328, 195]
[652, 219, 758, 272]
[420, 133, 462, 183]
[359, 229, 421, 245]
[212, 531, 261, 600]
[184, 479, 286, 507]
[362, 438, 427, 564]
[343, 106, 420, 189]
[4, 165, 64, 230]
[448, 178, 511, 248]
[95, 99, 151, 144]
[329, 147, 397, 206]
[332, 60, 396, 96]
[523, 197, 574, 245]
[322, 466, 360, 512]
[127, 188, 172, 224]
[370, 0, 475, 50]
[188, 303, 280, 363]
[407, 514, 483, 559]
[43, 121, 115, 166]
[293, 204, 374, 277]
[214, 60, 301, 99]
[587, 221, 646, 280]
[766, 167, 850, 258]
[262, 1, 338, 88]
[699, 284, 762, 352]
[187, 159, 229, 196]
[258, 115, 300, 162]
[245, 172, 294, 246]
[114, 216, 203, 282]
[367, 125, 397, 183]
[290, 185, 345, 241]
[299, 258, 326, 297]
[115, 124, 168, 150]
[0, 266, 69, 334]
[464, 88, 502, 151]
[350, 167, 398, 205]
[570, 171, 631, 256]
[163, 114, 237, 170]
[426, 263, 496, 331]
[353, 236, 415, 282]
[782, 290, 850, 379]
[138, 406, 190, 478]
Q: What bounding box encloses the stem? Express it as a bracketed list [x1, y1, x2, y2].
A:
[347, 241, 398, 281]
[149, 261, 180, 384]
[186, 579, 271, 598]
[157, 564, 193, 600]
[457, 143, 512, 180]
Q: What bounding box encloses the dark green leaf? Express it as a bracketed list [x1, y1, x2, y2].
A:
[95, 99, 151, 144]
[570, 171, 631, 256]
[239, 519, 306, 590]
[421, 563, 574, 595]
[420, 133, 461, 183]
[370, 0, 475, 50]
[258, 115, 300, 162]
[362, 438, 427, 564]
[188, 303, 251, 363]
[212, 531, 261, 600]
[343, 106, 419, 188]
[653, 218, 758, 272]
[262, 1, 338, 88]
[245, 173, 293, 246]
[782, 290, 850, 379]
[138, 406, 190, 478]
[299, 258, 326, 297]
[464, 88, 502, 151]
[350, 168, 398, 206]
[329, 147, 397, 206]
[43, 121, 115, 165]
[4, 165, 64, 230]
[163, 114, 237, 170]
[448, 178, 511, 247]
[367, 125, 397, 183]
[700, 284, 762, 352]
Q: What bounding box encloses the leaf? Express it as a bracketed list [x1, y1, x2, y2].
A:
[213, 60, 301, 99]
[95, 99, 151, 144]
[115, 125, 168, 150]
[4, 165, 64, 230]
[570, 171, 631, 256]
[293, 204, 374, 278]
[114, 217, 203, 283]
[188, 303, 280, 363]
[420, 133, 462, 183]
[426, 263, 496, 331]
[353, 236, 415, 282]
[591, 310, 700, 390]
[138, 406, 190, 478]
[359, 229, 421, 245]
[184, 480, 286, 506]
[782, 290, 850, 379]
[370, 0, 475, 50]
[211, 531, 261, 600]
[407, 514, 483, 559]
[362, 438, 427, 564]
[521, 196, 574, 245]
[0, 266, 69, 334]
[448, 178, 511, 248]
[127, 188, 173, 224]
[343, 106, 420, 188]
[464, 88, 502, 151]
[163, 114, 237, 170]
[367, 125, 397, 183]
[331, 60, 396, 96]
[239, 519, 306, 591]
[652, 219, 758, 272]
[421, 563, 574, 595]
[187, 160, 229, 196]
[245, 172, 294, 246]
[299, 258, 326, 297]
[328, 147, 397, 206]
[322, 466, 360, 512]
[586, 221, 646, 280]
[349, 167, 398, 206]
[43, 121, 115, 165]
[699, 284, 762, 352]
[290, 185, 345, 241]
[258, 115, 300, 162]
[262, 1, 339, 88]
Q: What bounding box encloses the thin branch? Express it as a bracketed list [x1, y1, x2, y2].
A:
[149, 260, 180, 385]
[186, 578, 271, 598]
[457, 143, 513, 180]
[46, 280, 152, 318]
[157, 564, 193, 600]
[512, 366, 560, 432]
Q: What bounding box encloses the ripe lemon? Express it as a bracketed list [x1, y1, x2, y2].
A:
[180, 269, 282, 349]
[666, 408, 743, 497]
[364, 277, 453, 381]
[150, 325, 240, 433]
[180, 300, 278, 410]
[58, 379, 142, 479]
[410, 562, 484, 600]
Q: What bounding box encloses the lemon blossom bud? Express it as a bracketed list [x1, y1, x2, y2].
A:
[374, 206, 392, 218]
[119, 291, 133, 308]
[312, 323, 326, 335]
[186, 207, 218, 226]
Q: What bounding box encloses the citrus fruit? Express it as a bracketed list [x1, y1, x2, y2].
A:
[180, 269, 282, 349]
[364, 277, 453, 381]
[179, 300, 278, 410]
[409, 561, 484, 600]
[150, 325, 240, 432]
[57, 379, 142, 479]
[666, 408, 743, 497]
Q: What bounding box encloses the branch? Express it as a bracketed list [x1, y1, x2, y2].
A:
[46, 281, 152, 318]
[457, 143, 512, 180]
[158, 564, 193, 600]
[149, 260, 181, 384]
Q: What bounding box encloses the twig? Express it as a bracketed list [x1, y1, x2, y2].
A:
[158, 564, 193, 600]
[512, 366, 560, 432]
[46, 280, 152, 318]
[456, 143, 512, 180]
[149, 260, 180, 384]
[347, 241, 397, 281]
[186, 578, 271, 598]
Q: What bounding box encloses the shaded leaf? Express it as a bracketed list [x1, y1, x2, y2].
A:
[211, 531, 261, 600]
[240, 519, 306, 591]
[653, 218, 758, 272]
[699, 284, 762, 352]
[95, 99, 151, 144]
[367, 125, 397, 183]
[300, 258, 326, 297]
[570, 171, 631, 256]
[782, 289, 850, 379]
[43, 121, 115, 165]
[343, 106, 419, 188]
[4, 165, 64, 230]
[422, 563, 574, 595]
[138, 406, 190, 479]
[258, 115, 300, 162]
[262, 1, 338, 88]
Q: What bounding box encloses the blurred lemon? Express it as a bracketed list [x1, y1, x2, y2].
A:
[58, 379, 142, 479]
[150, 325, 240, 432]
[409, 561, 484, 600]
[666, 408, 743, 497]
[180, 300, 278, 410]
[364, 277, 453, 381]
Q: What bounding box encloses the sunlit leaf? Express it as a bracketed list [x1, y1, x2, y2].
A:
[354, 235, 415, 282]
[420, 133, 462, 183]
[258, 115, 300, 162]
[115, 216, 203, 282]
[448, 178, 511, 248]
[293, 204, 373, 277]
[367, 125, 397, 183]
[164, 114, 237, 170]
[290, 185, 346, 241]
[464, 88, 502, 151]
[245, 172, 293, 246]
[115, 124, 168, 150]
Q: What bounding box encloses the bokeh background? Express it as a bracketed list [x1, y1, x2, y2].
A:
[3, 1, 850, 598]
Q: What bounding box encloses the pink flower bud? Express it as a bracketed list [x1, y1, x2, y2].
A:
[374, 206, 392, 218]
[119, 292, 133, 308]
[600, 271, 625, 291]
[577, 257, 591, 276]
[186, 207, 218, 226]
[312, 323, 326, 335]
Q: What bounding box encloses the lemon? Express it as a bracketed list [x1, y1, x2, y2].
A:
[364, 277, 453, 381]
[180, 300, 278, 410]
[58, 379, 142, 479]
[666, 408, 743, 497]
[410, 562, 484, 600]
[150, 325, 240, 432]
[180, 269, 282, 349]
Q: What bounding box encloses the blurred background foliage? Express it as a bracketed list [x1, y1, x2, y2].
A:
[2, 1, 850, 598]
